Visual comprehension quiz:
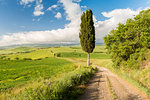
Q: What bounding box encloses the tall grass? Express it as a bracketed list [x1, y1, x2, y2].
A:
[9, 66, 97, 100]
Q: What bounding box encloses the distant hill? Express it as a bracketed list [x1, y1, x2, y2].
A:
[0, 43, 104, 49]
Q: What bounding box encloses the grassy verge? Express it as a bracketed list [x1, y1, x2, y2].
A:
[107, 77, 118, 100]
[9, 66, 97, 100]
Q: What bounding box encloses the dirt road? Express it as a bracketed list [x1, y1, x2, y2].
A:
[78, 66, 149, 100]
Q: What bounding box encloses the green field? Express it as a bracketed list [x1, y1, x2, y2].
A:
[0, 47, 36, 55]
[0, 45, 109, 90]
[0, 57, 74, 91]
[0, 45, 109, 60]
[1, 45, 150, 99]
[0, 45, 109, 99]
[57, 52, 110, 59]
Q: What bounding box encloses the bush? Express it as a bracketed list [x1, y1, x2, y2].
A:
[15, 57, 19, 60]
[56, 53, 61, 57]
[7, 58, 10, 60]
[23, 58, 32, 60]
[35, 58, 42, 60]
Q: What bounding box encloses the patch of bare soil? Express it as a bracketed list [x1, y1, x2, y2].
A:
[78, 66, 149, 100]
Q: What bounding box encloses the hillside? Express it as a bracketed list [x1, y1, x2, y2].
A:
[0, 45, 106, 99]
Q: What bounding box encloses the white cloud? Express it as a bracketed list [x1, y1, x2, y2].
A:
[32, 18, 40, 21]
[94, 8, 141, 42]
[55, 12, 62, 19]
[0, 28, 79, 46]
[20, 0, 44, 16]
[73, 0, 81, 2]
[47, 5, 58, 11]
[81, 6, 87, 9]
[0, 0, 81, 46]
[0, 0, 149, 46]
[32, 19, 35, 21]
[20, 0, 34, 5]
[37, 18, 40, 21]
[59, 0, 81, 28]
[33, 0, 44, 16]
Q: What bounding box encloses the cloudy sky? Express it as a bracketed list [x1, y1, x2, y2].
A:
[0, 0, 149, 46]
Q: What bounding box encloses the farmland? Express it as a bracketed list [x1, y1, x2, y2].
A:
[1, 45, 109, 60]
[1, 45, 150, 99]
[0, 58, 74, 91]
[0, 45, 108, 99]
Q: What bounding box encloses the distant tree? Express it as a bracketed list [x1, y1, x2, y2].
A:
[79, 9, 95, 66]
[23, 58, 32, 60]
[7, 58, 10, 60]
[15, 57, 19, 60]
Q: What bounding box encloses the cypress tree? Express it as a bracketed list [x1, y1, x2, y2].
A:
[79, 9, 95, 66]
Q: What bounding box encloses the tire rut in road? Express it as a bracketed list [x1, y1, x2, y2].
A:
[78, 67, 112, 100]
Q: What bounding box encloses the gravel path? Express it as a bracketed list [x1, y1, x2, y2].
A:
[78, 66, 149, 100]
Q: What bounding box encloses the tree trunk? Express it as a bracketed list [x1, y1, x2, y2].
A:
[87, 53, 90, 67]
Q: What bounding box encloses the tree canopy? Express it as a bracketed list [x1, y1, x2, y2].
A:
[79, 9, 95, 53]
[79, 9, 95, 66]
[104, 9, 150, 68]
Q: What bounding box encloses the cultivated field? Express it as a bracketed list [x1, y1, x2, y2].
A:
[0, 45, 109, 99]
[1, 45, 150, 99]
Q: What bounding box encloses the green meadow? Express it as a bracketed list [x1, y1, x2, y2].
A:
[0, 58, 74, 91]
[0, 45, 109, 90]
[0, 47, 36, 55]
[0, 45, 150, 99]
[0, 45, 109, 99]
[1, 45, 109, 60]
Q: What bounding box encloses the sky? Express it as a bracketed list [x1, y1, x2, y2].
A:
[0, 0, 150, 46]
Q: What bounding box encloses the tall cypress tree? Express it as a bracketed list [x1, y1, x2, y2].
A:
[79, 9, 95, 66]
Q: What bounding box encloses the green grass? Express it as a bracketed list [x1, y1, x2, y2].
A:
[0, 45, 109, 60]
[0, 45, 110, 93]
[0, 47, 36, 55]
[56, 52, 110, 59]
[0, 57, 75, 91]
[1, 44, 150, 99]
[4, 48, 53, 60]
[0, 45, 103, 99]
[107, 76, 118, 100]
[10, 66, 97, 100]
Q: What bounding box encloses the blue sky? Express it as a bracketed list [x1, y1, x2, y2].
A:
[0, 0, 149, 46]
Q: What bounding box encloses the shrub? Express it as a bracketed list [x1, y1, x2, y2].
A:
[56, 53, 61, 57]
[15, 57, 19, 60]
[23, 58, 32, 60]
[7, 58, 10, 60]
[35, 58, 42, 60]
